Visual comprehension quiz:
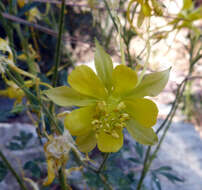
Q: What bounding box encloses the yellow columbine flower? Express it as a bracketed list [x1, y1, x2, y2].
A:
[43, 130, 83, 186]
[45, 40, 170, 153]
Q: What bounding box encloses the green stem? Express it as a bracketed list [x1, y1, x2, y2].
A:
[103, 0, 118, 32]
[51, 0, 66, 87]
[98, 173, 114, 190]
[58, 167, 70, 190]
[96, 153, 110, 173]
[71, 151, 113, 189]
[136, 147, 151, 190]
[0, 150, 28, 190]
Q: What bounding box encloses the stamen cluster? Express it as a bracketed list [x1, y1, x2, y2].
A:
[92, 101, 130, 139]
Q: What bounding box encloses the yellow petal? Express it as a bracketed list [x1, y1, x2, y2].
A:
[126, 68, 170, 99]
[68, 65, 107, 99]
[45, 86, 97, 107]
[43, 159, 55, 186]
[124, 98, 158, 128]
[112, 65, 138, 96]
[64, 106, 95, 136]
[76, 131, 97, 153]
[97, 129, 123, 153]
[126, 119, 158, 145]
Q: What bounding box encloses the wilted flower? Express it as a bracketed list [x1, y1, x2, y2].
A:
[43, 130, 83, 186]
[45, 40, 170, 153]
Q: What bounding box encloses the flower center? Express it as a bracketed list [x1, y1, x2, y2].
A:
[91, 101, 130, 139]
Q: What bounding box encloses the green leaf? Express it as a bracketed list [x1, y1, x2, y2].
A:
[159, 172, 184, 183]
[126, 68, 170, 99]
[6, 142, 23, 150]
[187, 7, 202, 21]
[134, 142, 144, 158]
[24, 161, 41, 178]
[154, 166, 172, 172]
[126, 119, 158, 145]
[11, 104, 26, 114]
[45, 86, 97, 107]
[94, 39, 113, 91]
[182, 0, 193, 10]
[7, 130, 33, 150]
[84, 171, 103, 188]
[152, 173, 162, 190]
[128, 157, 142, 164]
[0, 161, 7, 182]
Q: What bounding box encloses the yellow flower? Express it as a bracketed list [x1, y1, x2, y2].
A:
[28, 8, 41, 22]
[0, 80, 33, 105]
[0, 38, 14, 73]
[45, 40, 170, 153]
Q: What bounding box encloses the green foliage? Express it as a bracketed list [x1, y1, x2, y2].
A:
[0, 161, 7, 182]
[23, 161, 42, 178]
[84, 171, 103, 188]
[150, 165, 184, 189]
[6, 130, 33, 150]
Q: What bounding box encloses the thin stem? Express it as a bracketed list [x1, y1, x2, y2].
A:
[136, 147, 151, 190]
[51, 0, 66, 87]
[103, 0, 118, 32]
[59, 167, 71, 190]
[0, 150, 28, 190]
[96, 153, 110, 173]
[98, 173, 114, 190]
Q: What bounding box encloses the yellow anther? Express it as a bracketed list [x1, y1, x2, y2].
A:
[106, 123, 110, 128]
[115, 123, 123, 128]
[97, 101, 106, 110]
[111, 130, 119, 138]
[117, 102, 126, 111]
[91, 119, 100, 125]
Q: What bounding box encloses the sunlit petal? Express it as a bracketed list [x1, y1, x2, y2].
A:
[124, 98, 158, 127]
[68, 65, 107, 99]
[64, 106, 95, 136]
